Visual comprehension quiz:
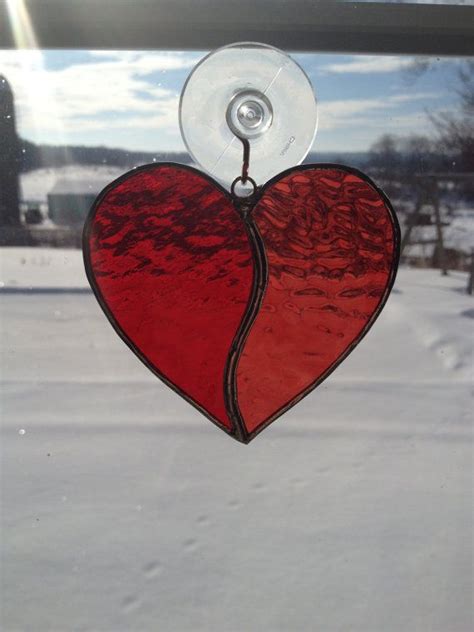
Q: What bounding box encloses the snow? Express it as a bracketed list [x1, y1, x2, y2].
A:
[445, 210, 474, 254]
[20, 165, 126, 203]
[0, 247, 87, 290]
[1, 248, 473, 631]
[400, 207, 474, 257]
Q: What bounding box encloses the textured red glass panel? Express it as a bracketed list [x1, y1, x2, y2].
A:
[236, 167, 398, 435]
[84, 164, 254, 432]
[85, 163, 399, 442]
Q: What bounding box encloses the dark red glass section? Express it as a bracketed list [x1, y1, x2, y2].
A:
[236, 167, 398, 435]
[84, 164, 254, 432]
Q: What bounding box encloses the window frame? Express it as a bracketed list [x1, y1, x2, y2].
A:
[0, 0, 473, 56]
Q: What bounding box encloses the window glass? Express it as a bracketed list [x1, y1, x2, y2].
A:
[1, 48, 473, 632]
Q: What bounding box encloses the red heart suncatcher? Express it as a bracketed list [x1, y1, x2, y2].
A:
[83, 163, 400, 443]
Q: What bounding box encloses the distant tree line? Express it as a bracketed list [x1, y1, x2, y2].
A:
[367, 60, 474, 197]
[366, 134, 452, 180]
[18, 140, 193, 172]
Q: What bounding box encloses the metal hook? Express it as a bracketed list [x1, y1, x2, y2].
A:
[236, 135, 250, 184]
[230, 135, 257, 202]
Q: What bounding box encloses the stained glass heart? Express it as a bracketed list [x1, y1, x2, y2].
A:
[84, 163, 399, 443]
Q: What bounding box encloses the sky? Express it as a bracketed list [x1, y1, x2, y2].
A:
[0, 48, 466, 155]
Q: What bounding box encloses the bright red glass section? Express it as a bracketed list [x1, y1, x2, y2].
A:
[236, 167, 398, 434]
[85, 165, 254, 431]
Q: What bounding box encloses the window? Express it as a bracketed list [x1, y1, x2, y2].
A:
[1, 3, 473, 631]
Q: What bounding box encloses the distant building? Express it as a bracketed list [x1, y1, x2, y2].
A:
[0, 75, 20, 226]
[47, 177, 111, 226]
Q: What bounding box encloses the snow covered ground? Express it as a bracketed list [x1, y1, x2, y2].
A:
[1, 248, 473, 631]
[401, 207, 474, 258]
[20, 166, 127, 204]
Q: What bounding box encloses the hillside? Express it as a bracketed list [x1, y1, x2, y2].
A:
[17, 138, 370, 172]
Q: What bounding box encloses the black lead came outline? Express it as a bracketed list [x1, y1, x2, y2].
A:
[83, 162, 401, 444]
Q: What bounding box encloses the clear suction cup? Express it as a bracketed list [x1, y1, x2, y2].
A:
[179, 42, 318, 189]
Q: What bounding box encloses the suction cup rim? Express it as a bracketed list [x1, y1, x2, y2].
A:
[179, 41, 318, 188]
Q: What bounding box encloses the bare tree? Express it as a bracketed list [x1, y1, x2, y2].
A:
[367, 132, 441, 186]
[431, 60, 474, 171]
